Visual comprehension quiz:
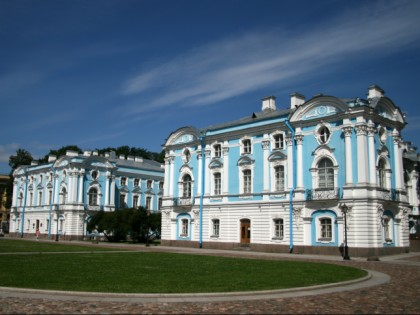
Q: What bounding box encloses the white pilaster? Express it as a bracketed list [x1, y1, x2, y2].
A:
[163, 155, 170, 197]
[110, 176, 115, 207]
[367, 123, 377, 186]
[197, 148, 202, 195]
[169, 155, 175, 197]
[105, 172, 110, 206]
[77, 171, 84, 204]
[204, 147, 211, 195]
[295, 134, 304, 189]
[286, 136, 294, 189]
[393, 130, 403, 190]
[223, 144, 229, 195]
[342, 125, 353, 186]
[355, 123, 369, 185]
[262, 136, 270, 192]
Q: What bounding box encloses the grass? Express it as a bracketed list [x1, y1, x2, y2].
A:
[0, 239, 367, 294]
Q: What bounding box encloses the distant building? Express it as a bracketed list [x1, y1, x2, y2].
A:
[0, 174, 10, 233]
[10, 151, 164, 240]
[161, 85, 420, 257]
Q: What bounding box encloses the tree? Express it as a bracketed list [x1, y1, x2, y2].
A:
[39, 145, 83, 163]
[86, 207, 161, 243]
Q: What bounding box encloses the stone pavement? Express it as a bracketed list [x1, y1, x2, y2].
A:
[1, 240, 419, 314]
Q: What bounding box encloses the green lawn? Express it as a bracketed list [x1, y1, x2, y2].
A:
[0, 239, 367, 293]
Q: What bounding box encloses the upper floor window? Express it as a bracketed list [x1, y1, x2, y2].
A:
[378, 159, 387, 189]
[213, 144, 222, 158]
[214, 173, 221, 195]
[273, 134, 284, 150]
[134, 178, 139, 187]
[159, 181, 164, 190]
[39, 174, 43, 183]
[147, 180, 153, 189]
[242, 139, 252, 155]
[133, 195, 139, 209]
[120, 177, 127, 186]
[182, 174, 192, 198]
[274, 165, 285, 191]
[183, 149, 191, 163]
[146, 196, 152, 209]
[318, 126, 331, 144]
[91, 170, 98, 180]
[318, 158, 334, 188]
[243, 170, 252, 194]
[89, 188, 98, 206]
[38, 191, 42, 206]
[158, 198, 162, 210]
[119, 194, 126, 208]
[60, 187, 67, 205]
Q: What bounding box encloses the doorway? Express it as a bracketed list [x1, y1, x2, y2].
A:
[240, 219, 251, 244]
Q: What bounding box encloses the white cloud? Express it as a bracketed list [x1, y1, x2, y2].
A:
[120, 1, 420, 116]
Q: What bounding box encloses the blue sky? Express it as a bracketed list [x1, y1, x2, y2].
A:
[1, 0, 420, 174]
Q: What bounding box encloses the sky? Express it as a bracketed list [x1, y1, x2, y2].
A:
[1, 0, 420, 174]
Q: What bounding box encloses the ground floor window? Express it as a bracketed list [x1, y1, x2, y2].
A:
[212, 219, 220, 237]
[181, 219, 189, 237]
[319, 218, 332, 241]
[273, 218, 284, 239]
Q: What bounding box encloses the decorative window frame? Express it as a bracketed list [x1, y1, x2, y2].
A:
[87, 184, 102, 207]
[314, 122, 333, 145]
[145, 195, 153, 210]
[134, 178, 140, 187]
[212, 143, 222, 159]
[381, 210, 395, 245]
[120, 177, 127, 187]
[182, 148, 192, 164]
[90, 170, 99, 180]
[271, 161, 286, 193]
[132, 194, 140, 209]
[211, 218, 220, 238]
[240, 137, 252, 155]
[310, 148, 338, 190]
[272, 217, 284, 240]
[377, 125, 388, 145]
[178, 167, 194, 199]
[376, 153, 392, 190]
[271, 131, 285, 150]
[177, 213, 191, 239]
[238, 156, 255, 197]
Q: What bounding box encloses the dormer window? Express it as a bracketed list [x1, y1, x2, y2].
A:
[242, 139, 252, 155]
[318, 126, 330, 144]
[213, 144, 222, 158]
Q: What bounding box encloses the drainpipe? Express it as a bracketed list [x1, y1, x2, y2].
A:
[48, 165, 56, 238]
[285, 120, 296, 253]
[199, 131, 207, 248]
[20, 172, 28, 238]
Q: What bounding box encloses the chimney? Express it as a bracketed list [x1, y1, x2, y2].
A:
[119, 155, 125, 160]
[66, 150, 78, 157]
[92, 151, 98, 156]
[83, 150, 91, 156]
[31, 161, 39, 166]
[290, 92, 305, 109]
[48, 155, 56, 163]
[368, 85, 385, 99]
[261, 96, 276, 112]
[135, 157, 143, 163]
[127, 155, 134, 161]
[105, 152, 110, 158]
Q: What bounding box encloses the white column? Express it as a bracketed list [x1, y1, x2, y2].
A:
[54, 175, 59, 204]
[169, 156, 175, 197]
[163, 156, 170, 197]
[393, 130, 403, 190]
[222, 144, 229, 195]
[410, 170, 419, 206]
[262, 137, 270, 192]
[110, 176, 115, 207]
[11, 180, 18, 207]
[286, 136, 294, 189]
[355, 123, 369, 185]
[342, 125, 354, 186]
[204, 147, 211, 195]
[77, 171, 84, 204]
[197, 149, 202, 195]
[295, 134, 304, 189]
[105, 172, 110, 206]
[367, 124, 377, 186]
[68, 171, 74, 203]
[72, 171, 78, 203]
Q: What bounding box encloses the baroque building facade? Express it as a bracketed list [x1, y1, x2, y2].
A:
[10, 150, 164, 240]
[161, 85, 419, 257]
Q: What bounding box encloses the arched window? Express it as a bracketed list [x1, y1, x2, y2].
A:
[60, 187, 67, 205]
[182, 174, 192, 198]
[378, 159, 387, 189]
[88, 188, 98, 206]
[318, 158, 334, 188]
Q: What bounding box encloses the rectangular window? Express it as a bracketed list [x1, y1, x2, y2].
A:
[158, 198, 162, 210]
[159, 181, 164, 190]
[146, 196, 152, 209]
[242, 139, 252, 154]
[212, 219, 220, 237]
[320, 218, 332, 241]
[133, 195, 139, 209]
[214, 173, 221, 195]
[120, 177, 127, 186]
[243, 170, 252, 194]
[48, 190, 52, 205]
[29, 192, 33, 206]
[274, 134, 284, 149]
[181, 219, 189, 236]
[147, 180, 152, 189]
[214, 144, 222, 158]
[134, 179, 139, 187]
[38, 191, 43, 206]
[274, 166, 285, 191]
[274, 219, 284, 239]
[119, 194, 126, 208]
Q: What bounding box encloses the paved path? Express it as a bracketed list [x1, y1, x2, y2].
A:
[1, 240, 419, 314]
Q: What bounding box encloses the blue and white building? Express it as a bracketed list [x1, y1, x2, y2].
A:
[10, 150, 164, 240]
[161, 85, 419, 256]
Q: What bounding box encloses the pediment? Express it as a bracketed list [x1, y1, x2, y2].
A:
[312, 145, 335, 156]
[237, 155, 255, 166]
[290, 96, 347, 122]
[120, 186, 129, 193]
[209, 159, 223, 169]
[179, 164, 193, 173]
[268, 151, 287, 162]
[132, 186, 142, 194]
[166, 126, 200, 146]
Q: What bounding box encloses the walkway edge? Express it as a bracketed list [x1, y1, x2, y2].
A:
[0, 269, 390, 303]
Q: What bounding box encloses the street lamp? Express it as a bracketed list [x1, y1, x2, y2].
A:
[146, 209, 150, 247]
[340, 203, 350, 260]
